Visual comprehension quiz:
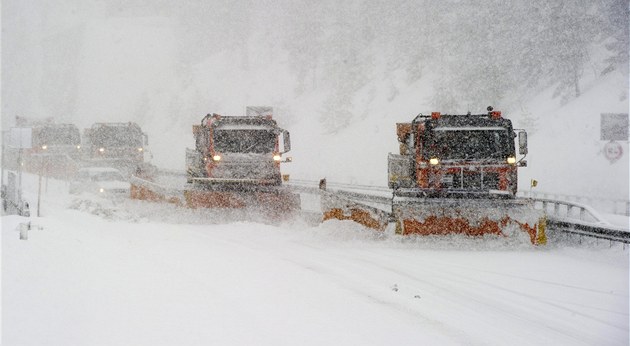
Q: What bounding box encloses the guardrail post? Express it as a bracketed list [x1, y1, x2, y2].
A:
[579, 207, 586, 221]
[19, 222, 30, 240]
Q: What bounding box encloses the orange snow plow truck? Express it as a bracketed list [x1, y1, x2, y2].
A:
[183, 108, 300, 214]
[388, 107, 546, 244]
[322, 107, 546, 245]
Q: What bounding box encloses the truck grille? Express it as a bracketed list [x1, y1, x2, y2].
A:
[214, 162, 277, 180]
[442, 169, 500, 190]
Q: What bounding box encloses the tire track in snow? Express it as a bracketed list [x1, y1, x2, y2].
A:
[337, 249, 628, 345]
[359, 249, 629, 319]
[364, 248, 627, 297]
[185, 226, 477, 345]
[245, 236, 623, 346]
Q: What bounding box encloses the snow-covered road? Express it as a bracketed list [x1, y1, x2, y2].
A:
[2, 175, 629, 345]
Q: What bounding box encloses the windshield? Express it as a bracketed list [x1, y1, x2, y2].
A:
[37, 127, 80, 146]
[213, 129, 276, 153]
[91, 127, 143, 147]
[423, 128, 513, 160]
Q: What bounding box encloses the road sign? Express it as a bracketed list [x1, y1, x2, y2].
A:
[603, 140, 623, 163]
[601, 113, 629, 141]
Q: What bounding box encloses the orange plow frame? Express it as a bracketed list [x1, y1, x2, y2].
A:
[320, 188, 547, 245]
[184, 189, 300, 212]
[392, 199, 547, 245]
[131, 175, 301, 222]
[130, 184, 182, 205]
[323, 208, 387, 231]
[399, 215, 547, 245]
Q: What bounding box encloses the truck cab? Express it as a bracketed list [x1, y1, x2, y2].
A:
[186, 112, 291, 186]
[389, 108, 528, 198]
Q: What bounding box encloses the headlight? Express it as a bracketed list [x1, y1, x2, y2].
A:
[273, 154, 282, 161]
[212, 155, 221, 161]
[99, 147, 105, 153]
[138, 147, 143, 152]
[76, 145, 81, 149]
[41, 145, 47, 150]
[429, 158, 440, 165]
[507, 157, 516, 164]
[99, 188, 105, 193]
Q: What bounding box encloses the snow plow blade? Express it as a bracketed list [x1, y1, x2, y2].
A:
[130, 175, 300, 220]
[183, 180, 301, 222]
[322, 206, 389, 230]
[130, 176, 183, 205]
[183, 186, 300, 214]
[320, 187, 391, 231]
[318, 180, 546, 245]
[392, 197, 547, 245]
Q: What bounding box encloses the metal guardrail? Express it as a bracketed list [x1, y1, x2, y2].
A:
[518, 190, 630, 216]
[529, 197, 630, 244]
[546, 220, 630, 244]
[287, 179, 391, 196]
[286, 179, 392, 211]
[531, 198, 608, 224]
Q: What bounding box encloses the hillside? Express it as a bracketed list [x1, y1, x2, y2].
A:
[2, 2, 628, 200]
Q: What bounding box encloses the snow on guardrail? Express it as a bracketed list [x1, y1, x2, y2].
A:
[150, 172, 630, 244]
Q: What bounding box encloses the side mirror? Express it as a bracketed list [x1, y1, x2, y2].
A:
[518, 131, 528, 155]
[282, 130, 291, 153]
[143, 133, 149, 146]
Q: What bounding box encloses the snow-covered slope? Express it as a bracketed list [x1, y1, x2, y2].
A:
[519, 71, 629, 200]
[4, 15, 627, 200]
